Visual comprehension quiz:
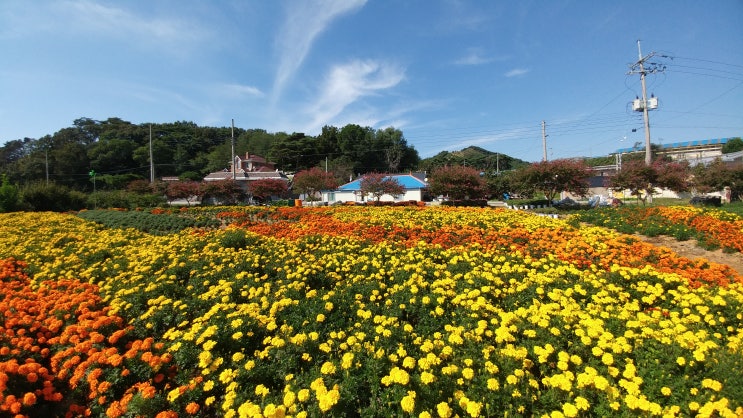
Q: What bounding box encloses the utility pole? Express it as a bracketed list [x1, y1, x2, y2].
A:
[45, 149, 49, 185]
[541, 120, 548, 162]
[628, 40, 664, 165]
[149, 124, 155, 183]
[231, 119, 236, 180]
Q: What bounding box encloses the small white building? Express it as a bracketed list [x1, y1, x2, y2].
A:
[324, 173, 428, 204]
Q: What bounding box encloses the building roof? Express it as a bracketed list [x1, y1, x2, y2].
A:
[204, 170, 288, 181]
[338, 173, 428, 191]
[615, 137, 732, 154]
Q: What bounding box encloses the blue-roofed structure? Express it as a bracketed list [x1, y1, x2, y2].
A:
[324, 173, 428, 203]
[615, 137, 733, 162]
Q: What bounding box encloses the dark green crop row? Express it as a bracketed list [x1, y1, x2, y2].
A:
[77, 209, 221, 235]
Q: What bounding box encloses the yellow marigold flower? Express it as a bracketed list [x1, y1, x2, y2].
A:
[341, 352, 355, 370]
[320, 361, 336, 375]
[676, 356, 686, 366]
[237, 401, 261, 417]
[550, 411, 565, 418]
[316, 313, 325, 322]
[661, 387, 672, 396]
[562, 403, 578, 417]
[689, 402, 700, 411]
[419, 412, 432, 418]
[255, 384, 270, 397]
[401, 391, 416, 413]
[325, 302, 333, 311]
[462, 368, 474, 380]
[283, 391, 296, 408]
[263, 404, 286, 418]
[601, 353, 614, 366]
[436, 402, 452, 418]
[403, 356, 417, 369]
[701, 378, 722, 391]
[421, 371, 436, 385]
[487, 378, 500, 391]
[575, 396, 589, 410]
[297, 389, 310, 402]
[389, 367, 410, 385]
[318, 388, 340, 412]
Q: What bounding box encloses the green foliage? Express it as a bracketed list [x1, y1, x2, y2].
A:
[0, 174, 20, 212]
[1, 119, 419, 193]
[428, 165, 486, 200]
[721, 137, 743, 154]
[292, 167, 338, 201]
[518, 159, 592, 204]
[359, 173, 405, 201]
[86, 190, 166, 209]
[77, 209, 220, 235]
[692, 159, 743, 200]
[20, 181, 87, 211]
[219, 229, 262, 250]
[419, 146, 528, 173]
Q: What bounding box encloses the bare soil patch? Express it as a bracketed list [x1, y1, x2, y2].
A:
[636, 234, 743, 276]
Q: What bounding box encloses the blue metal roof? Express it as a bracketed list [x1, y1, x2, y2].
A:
[338, 174, 427, 191]
[615, 137, 732, 154]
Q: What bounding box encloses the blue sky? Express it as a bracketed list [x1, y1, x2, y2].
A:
[1, 1, 742, 162]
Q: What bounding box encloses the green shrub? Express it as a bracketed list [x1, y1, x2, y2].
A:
[87, 190, 166, 209]
[0, 174, 20, 212]
[20, 182, 87, 211]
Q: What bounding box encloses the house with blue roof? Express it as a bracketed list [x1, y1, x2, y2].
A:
[614, 137, 734, 162]
[323, 173, 428, 204]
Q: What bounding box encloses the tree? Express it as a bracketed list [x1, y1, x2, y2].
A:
[359, 173, 405, 202]
[165, 181, 201, 205]
[609, 160, 657, 204]
[722, 137, 743, 154]
[610, 159, 691, 205]
[292, 167, 338, 201]
[692, 159, 743, 201]
[655, 160, 690, 194]
[428, 165, 486, 200]
[519, 159, 591, 204]
[250, 179, 289, 202]
[0, 174, 20, 212]
[127, 179, 155, 194]
[200, 180, 246, 205]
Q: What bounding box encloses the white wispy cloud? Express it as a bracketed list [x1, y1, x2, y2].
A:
[2, 1, 208, 52]
[217, 83, 265, 98]
[304, 59, 405, 132]
[454, 48, 493, 66]
[504, 68, 530, 77]
[272, 0, 367, 102]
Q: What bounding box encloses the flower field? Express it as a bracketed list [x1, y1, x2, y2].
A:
[1, 206, 742, 417]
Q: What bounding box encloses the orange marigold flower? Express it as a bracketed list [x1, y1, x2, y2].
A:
[185, 402, 200, 415]
[22, 392, 36, 406]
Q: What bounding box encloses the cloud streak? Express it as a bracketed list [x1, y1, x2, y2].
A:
[272, 0, 367, 103]
[504, 68, 530, 77]
[304, 59, 405, 132]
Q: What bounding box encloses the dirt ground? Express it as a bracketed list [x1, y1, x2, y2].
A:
[636, 234, 743, 277]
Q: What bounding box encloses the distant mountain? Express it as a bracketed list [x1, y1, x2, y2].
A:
[419, 146, 529, 173]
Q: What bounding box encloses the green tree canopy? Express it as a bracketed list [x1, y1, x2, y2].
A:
[428, 165, 486, 200]
[359, 173, 405, 202]
[518, 159, 591, 204]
